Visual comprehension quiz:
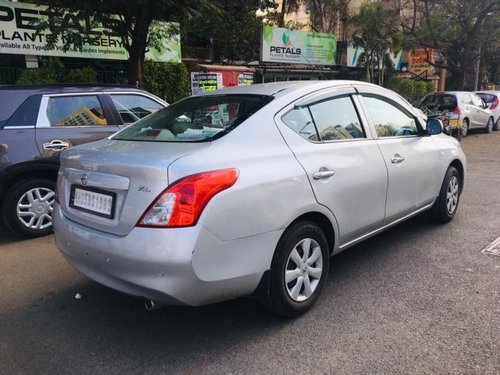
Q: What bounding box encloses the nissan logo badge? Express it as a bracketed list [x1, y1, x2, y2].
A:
[81, 173, 88, 186]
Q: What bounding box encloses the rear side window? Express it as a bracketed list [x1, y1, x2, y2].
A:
[282, 96, 365, 142]
[46, 95, 108, 127]
[309, 96, 365, 140]
[110, 94, 164, 124]
[5, 95, 41, 127]
[113, 94, 273, 142]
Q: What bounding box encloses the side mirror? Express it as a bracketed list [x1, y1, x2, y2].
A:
[426, 118, 443, 135]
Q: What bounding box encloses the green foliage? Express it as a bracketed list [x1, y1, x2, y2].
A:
[16, 58, 97, 84]
[350, 2, 402, 85]
[403, 0, 499, 89]
[142, 61, 190, 103]
[386, 76, 435, 104]
[65, 66, 97, 83]
[182, 0, 273, 62]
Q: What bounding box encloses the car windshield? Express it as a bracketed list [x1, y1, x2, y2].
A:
[112, 94, 273, 142]
[421, 94, 457, 110]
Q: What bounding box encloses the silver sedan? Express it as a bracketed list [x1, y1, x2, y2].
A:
[53, 81, 466, 317]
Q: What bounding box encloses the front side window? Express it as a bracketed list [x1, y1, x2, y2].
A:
[111, 94, 164, 124]
[113, 94, 272, 142]
[46, 95, 108, 127]
[363, 96, 418, 138]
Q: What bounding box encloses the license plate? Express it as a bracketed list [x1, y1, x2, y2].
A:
[69, 186, 116, 219]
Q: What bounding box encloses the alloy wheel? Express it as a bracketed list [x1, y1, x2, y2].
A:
[16, 187, 55, 230]
[446, 176, 459, 215]
[285, 238, 323, 302]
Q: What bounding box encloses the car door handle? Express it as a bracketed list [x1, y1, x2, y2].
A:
[391, 154, 405, 164]
[313, 168, 335, 180]
[43, 140, 70, 151]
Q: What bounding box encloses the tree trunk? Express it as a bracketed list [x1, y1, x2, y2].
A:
[126, 12, 151, 86]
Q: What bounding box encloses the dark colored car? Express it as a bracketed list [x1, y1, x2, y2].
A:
[0, 84, 167, 237]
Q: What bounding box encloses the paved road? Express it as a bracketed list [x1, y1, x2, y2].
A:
[1, 131, 499, 375]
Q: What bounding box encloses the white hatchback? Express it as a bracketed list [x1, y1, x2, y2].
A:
[53, 81, 466, 317]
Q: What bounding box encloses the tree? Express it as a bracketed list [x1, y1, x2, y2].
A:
[182, 0, 277, 63]
[351, 2, 403, 85]
[302, 0, 351, 34]
[401, 0, 500, 89]
[37, 0, 221, 84]
[266, 0, 350, 33]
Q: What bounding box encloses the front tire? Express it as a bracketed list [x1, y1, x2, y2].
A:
[484, 117, 494, 133]
[2, 178, 56, 237]
[430, 166, 461, 223]
[266, 221, 329, 317]
[461, 118, 469, 137]
[494, 118, 500, 131]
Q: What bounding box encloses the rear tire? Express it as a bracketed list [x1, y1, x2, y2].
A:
[266, 221, 329, 317]
[2, 178, 56, 237]
[430, 166, 461, 223]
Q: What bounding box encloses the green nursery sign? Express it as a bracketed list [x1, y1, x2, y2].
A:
[260, 25, 336, 65]
[0, 0, 181, 62]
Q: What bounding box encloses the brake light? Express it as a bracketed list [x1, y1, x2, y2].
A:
[448, 107, 461, 119]
[490, 96, 499, 110]
[137, 169, 239, 228]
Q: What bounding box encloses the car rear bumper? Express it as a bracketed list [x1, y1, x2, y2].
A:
[53, 205, 277, 306]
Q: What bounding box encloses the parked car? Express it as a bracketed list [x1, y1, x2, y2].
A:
[420, 91, 494, 137]
[0, 84, 168, 237]
[475, 91, 500, 131]
[53, 81, 466, 317]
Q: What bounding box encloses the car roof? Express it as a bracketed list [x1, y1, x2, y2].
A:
[0, 84, 149, 122]
[206, 80, 380, 97]
[0, 83, 144, 94]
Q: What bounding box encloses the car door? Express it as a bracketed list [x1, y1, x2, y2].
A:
[35, 93, 120, 161]
[275, 87, 388, 245]
[470, 93, 490, 126]
[357, 91, 442, 223]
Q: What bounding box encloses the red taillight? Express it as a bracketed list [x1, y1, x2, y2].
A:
[490, 96, 499, 110]
[137, 169, 239, 228]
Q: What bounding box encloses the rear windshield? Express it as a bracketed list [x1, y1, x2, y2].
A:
[112, 94, 273, 142]
[421, 94, 457, 110]
[476, 93, 495, 104]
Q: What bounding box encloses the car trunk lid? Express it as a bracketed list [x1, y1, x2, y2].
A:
[57, 138, 209, 236]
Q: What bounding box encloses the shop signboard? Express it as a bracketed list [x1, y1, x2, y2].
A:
[0, 0, 181, 62]
[191, 72, 223, 95]
[261, 25, 336, 65]
[408, 48, 434, 75]
[238, 72, 254, 86]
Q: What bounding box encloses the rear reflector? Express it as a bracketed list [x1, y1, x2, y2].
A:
[137, 169, 239, 228]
